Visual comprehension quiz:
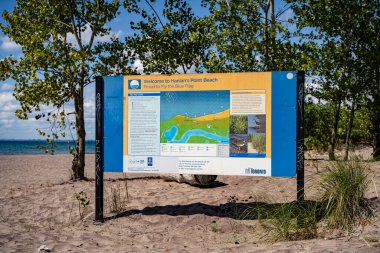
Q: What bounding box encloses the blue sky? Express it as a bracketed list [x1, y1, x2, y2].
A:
[0, 0, 293, 140]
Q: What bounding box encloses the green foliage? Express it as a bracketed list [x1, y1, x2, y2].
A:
[305, 101, 373, 151]
[75, 191, 90, 220]
[313, 159, 371, 230]
[0, 0, 132, 178]
[124, 0, 211, 74]
[230, 115, 247, 134]
[76, 191, 90, 208]
[351, 106, 373, 145]
[291, 0, 380, 159]
[249, 133, 266, 153]
[304, 101, 333, 150]
[1, 0, 124, 114]
[202, 0, 308, 72]
[2, 0, 379, 162]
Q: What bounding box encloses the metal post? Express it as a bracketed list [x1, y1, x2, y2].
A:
[95, 76, 104, 222]
[296, 71, 305, 202]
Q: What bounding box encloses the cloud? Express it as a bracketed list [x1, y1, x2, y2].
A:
[0, 92, 15, 104]
[0, 118, 15, 128]
[82, 83, 96, 139]
[67, 24, 122, 46]
[176, 64, 196, 74]
[0, 85, 98, 139]
[133, 59, 144, 74]
[0, 92, 18, 129]
[1, 83, 14, 91]
[0, 36, 22, 51]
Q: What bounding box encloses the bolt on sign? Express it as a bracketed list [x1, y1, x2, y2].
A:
[96, 72, 304, 178]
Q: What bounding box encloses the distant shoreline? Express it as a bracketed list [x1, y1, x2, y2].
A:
[0, 140, 95, 155]
[0, 152, 95, 156]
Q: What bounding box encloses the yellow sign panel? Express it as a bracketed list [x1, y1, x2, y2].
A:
[123, 72, 271, 164]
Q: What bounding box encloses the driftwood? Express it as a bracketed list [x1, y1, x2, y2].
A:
[161, 174, 217, 186]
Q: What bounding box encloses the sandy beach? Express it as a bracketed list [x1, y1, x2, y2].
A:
[1, 152, 380, 252]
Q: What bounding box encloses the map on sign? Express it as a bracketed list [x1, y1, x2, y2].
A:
[160, 90, 230, 144]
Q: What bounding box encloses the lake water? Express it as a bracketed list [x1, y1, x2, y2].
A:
[0, 140, 95, 155]
[164, 126, 229, 144]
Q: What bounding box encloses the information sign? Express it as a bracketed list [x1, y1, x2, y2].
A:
[97, 72, 304, 178]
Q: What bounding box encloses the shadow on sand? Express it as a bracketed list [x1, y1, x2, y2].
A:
[105, 200, 321, 221]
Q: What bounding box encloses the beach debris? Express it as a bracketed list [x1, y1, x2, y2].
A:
[37, 245, 51, 252]
[161, 174, 217, 186]
[227, 196, 237, 204]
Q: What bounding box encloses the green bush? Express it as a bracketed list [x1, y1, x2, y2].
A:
[304, 101, 333, 150]
[304, 101, 373, 151]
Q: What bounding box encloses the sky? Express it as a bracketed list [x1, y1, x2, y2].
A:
[0, 0, 293, 140]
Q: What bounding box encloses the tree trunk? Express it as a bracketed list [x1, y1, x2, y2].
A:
[373, 67, 380, 160]
[373, 113, 380, 160]
[328, 99, 341, 160]
[263, 3, 269, 71]
[344, 97, 356, 160]
[269, 0, 277, 70]
[73, 85, 86, 179]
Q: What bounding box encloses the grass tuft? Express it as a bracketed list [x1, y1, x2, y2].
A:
[259, 202, 320, 241]
[240, 201, 321, 241]
[239, 158, 373, 242]
[109, 187, 126, 213]
[313, 158, 371, 230]
[249, 133, 266, 153]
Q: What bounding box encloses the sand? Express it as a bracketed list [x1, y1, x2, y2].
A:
[1, 152, 380, 252]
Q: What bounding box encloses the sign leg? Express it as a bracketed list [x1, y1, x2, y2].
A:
[296, 71, 305, 202]
[95, 76, 104, 222]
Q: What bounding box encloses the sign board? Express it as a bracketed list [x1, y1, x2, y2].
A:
[96, 72, 304, 178]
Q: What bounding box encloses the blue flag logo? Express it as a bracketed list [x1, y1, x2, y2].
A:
[128, 79, 141, 89]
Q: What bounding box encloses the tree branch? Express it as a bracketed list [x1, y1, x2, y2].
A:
[68, 3, 84, 51]
[144, 0, 165, 29]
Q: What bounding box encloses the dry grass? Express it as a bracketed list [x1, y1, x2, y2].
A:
[107, 176, 130, 214]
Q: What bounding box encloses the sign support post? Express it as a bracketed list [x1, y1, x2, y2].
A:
[296, 71, 305, 202]
[95, 76, 104, 222]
